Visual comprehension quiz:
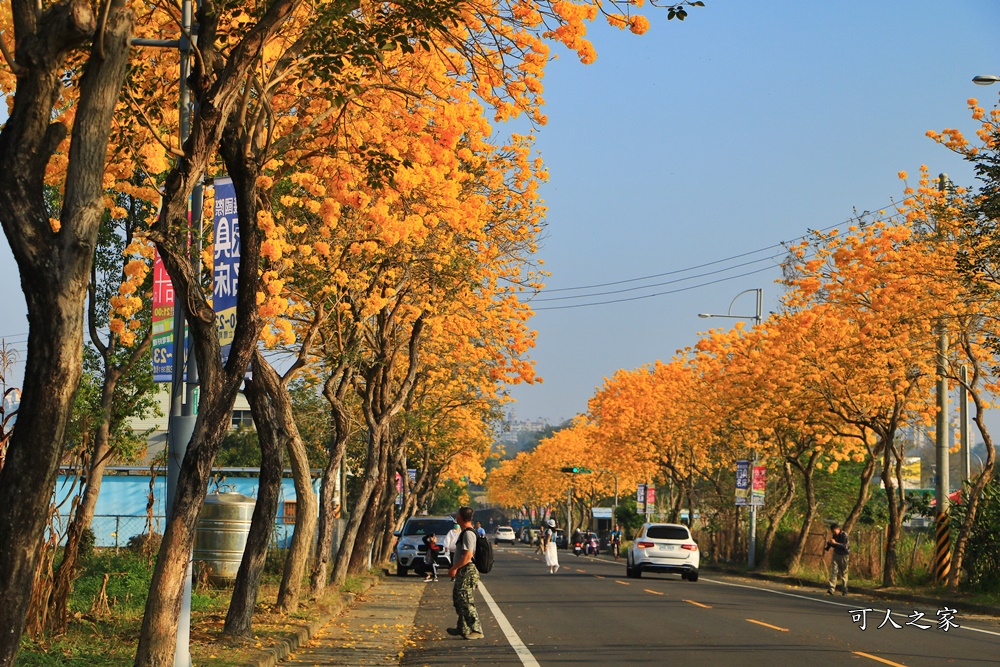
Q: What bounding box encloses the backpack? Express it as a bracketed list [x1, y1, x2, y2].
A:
[462, 527, 494, 574]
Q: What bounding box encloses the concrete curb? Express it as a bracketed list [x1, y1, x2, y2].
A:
[244, 575, 381, 667]
[702, 565, 1000, 617]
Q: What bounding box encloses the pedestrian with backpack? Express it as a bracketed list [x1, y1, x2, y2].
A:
[447, 507, 484, 640]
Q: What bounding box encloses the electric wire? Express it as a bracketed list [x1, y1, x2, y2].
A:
[532, 252, 787, 302]
[533, 264, 779, 311]
[528, 201, 906, 310]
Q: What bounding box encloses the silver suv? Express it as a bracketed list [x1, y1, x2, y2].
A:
[394, 516, 455, 576]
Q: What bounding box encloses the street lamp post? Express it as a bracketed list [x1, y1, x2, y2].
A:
[698, 288, 763, 569]
[973, 75, 1000, 85]
[132, 6, 200, 664]
[697, 288, 763, 327]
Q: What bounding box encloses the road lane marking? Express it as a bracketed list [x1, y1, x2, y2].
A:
[701, 576, 1000, 638]
[594, 575, 606, 579]
[575, 568, 586, 573]
[684, 599, 712, 608]
[615, 580, 630, 585]
[746, 618, 789, 632]
[853, 651, 908, 667]
[477, 581, 540, 667]
[644, 589, 664, 595]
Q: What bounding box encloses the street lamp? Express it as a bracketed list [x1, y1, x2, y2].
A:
[698, 288, 763, 326]
[972, 75, 1000, 85]
[698, 288, 763, 569]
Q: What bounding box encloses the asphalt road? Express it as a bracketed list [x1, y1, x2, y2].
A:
[402, 541, 1000, 667]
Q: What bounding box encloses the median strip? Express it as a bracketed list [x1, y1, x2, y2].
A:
[684, 599, 711, 608]
[746, 619, 789, 632]
[852, 652, 908, 667]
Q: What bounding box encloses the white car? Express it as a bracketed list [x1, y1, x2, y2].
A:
[626, 523, 699, 581]
[393, 516, 454, 577]
[494, 526, 516, 544]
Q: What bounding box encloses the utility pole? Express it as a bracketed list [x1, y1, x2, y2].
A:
[133, 2, 200, 662]
[566, 486, 573, 539]
[934, 173, 952, 585]
[748, 292, 762, 570]
[960, 365, 971, 482]
[748, 450, 758, 569]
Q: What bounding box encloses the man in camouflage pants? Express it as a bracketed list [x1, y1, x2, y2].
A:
[447, 506, 484, 639]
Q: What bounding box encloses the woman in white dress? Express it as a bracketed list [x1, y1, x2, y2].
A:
[543, 519, 560, 574]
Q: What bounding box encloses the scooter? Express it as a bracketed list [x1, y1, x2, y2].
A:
[573, 541, 582, 557]
[586, 536, 599, 556]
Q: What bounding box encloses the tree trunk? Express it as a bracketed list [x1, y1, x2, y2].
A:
[135, 394, 242, 664]
[0, 4, 133, 662]
[331, 424, 385, 585]
[760, 459, 796, 570]
[948, 390, 997, 590]
[309, 456, 341, 596]
[309, 368, 353, 597]
[275, 392, 318, 613]
[348, 434, 391, 574]
[49, 421, 112, 633]
[787, 450, 819, 573]
[843, 449, 879, 534]
[669, 481, 683, 523]
[224, 355, 284, 636]
[881, 432, 905, 587]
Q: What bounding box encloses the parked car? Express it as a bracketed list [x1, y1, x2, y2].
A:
[393, 516, 455, 576]
[553, 528, 567, 549]
[626, 523, 699, 581]
[494, 525, 517, 544]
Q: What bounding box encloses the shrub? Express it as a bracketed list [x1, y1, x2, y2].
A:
[78, 527, 96, 562]
[126, 531, 162, 556]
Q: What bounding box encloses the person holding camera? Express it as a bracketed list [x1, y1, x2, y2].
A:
[825, 523, 850, 595]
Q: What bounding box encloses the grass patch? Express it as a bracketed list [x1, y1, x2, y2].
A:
[16, 549, 378, 667]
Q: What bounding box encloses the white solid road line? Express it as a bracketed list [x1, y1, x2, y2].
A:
[478, 580, 541, 667]
[701, 576, 1000, 638]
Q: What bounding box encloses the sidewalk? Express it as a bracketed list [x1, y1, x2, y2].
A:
[270, 574, 426, 667]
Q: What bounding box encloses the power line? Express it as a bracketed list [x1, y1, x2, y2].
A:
[533, 265, 780, 311]
[528, 202, 905, 310]
[532, 252, 786, 302]
[538, 200, 902, 296]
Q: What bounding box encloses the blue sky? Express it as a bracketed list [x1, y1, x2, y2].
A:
[0, 1, 997, 426]
[503, 0, 1000, 423]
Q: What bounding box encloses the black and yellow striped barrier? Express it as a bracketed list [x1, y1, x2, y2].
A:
[935, 512, 951, 583]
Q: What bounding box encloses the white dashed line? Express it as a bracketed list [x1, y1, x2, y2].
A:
[701, 576, 1000, 638]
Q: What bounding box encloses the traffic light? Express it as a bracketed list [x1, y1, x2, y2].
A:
[560, 466, 592, 474]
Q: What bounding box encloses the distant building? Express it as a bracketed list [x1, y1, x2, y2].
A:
[131, 384, 253, 463]
[496, 410, 552, 450]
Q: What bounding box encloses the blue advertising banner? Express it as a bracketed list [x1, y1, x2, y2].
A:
[735, 460, 750, 506]
[213, 178, 240, 363]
